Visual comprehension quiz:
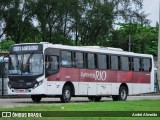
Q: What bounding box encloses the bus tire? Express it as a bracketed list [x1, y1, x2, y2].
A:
[119, 86, 128, 101]
[31, 95, 42, 103]
[88, 96, 102, 102]
[60, 85, 71, 103]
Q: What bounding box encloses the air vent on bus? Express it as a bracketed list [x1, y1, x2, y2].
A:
[39, 42, 50, 44]
[82, 46, 123, 51]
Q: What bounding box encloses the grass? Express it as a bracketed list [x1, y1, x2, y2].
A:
[0, 100, 160, 120]
[0, 100, 160, 111]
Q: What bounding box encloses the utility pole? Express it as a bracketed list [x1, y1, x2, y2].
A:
[128, 35, 131, 52]
[158, 0, 160, 92]
[128, 16, 132, 52]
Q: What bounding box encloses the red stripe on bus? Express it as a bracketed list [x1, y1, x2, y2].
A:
[47, 68, 150, 83]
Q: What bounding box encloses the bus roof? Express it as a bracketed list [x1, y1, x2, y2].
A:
[47, 44, 153, 58]
[11, 42, 153, 58]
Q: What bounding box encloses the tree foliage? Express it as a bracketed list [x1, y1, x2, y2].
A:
[0, 38, 15, 51]
[110, 23, 158, 56]
[0, 0, 158, 56]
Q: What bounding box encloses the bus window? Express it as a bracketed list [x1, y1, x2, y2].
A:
[61, 51, 72, 67]
[75, 52, 84, 68]
[98, 54, 107, 70]
[46, 56, 58, 70]
[121, 56, 129, 71]
[87, 53, 96, 69]
[111, 55, 118, 70]
[51, 56, 59, 70]
[142, 58, 151, 72]
[133, 57, 141, 72]
[45, 55, 59, 77]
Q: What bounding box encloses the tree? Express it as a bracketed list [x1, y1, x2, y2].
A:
[133, 24, 158, 56]
[0, 0, 36, 43]
[0, 0, 12, 39]
[110, 23, 158, 56]
[74, 0, 114, 45]
[0, 0, 153, 49]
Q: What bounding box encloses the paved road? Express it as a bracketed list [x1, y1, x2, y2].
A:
[0, 96, 160, 108]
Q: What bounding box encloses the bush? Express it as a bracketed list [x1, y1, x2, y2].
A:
[0, 39, 15, 51]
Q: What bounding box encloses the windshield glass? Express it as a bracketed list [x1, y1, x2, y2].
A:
[9, 53, 43, 76]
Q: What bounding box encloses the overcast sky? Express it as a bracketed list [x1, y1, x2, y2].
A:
[143, 0, 159, 26]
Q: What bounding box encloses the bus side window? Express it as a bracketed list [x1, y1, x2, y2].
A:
[98, 54, 107, 70]
[45, 55, 51, 70]
[87, 53, 96, 69]
[133, 57, 141, 72]
[75, 52, 84, 68]
[46, 55, 59, 70]
[61, 51, 72, 67]
[111, 55, 118, 70]
[142, 58, 151, 72]
[50, 56, 59, 70]
[45, 55, 59, 77]
[120, 56, 129, 71]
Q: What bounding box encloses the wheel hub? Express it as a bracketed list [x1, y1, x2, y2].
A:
[64, 90, 70, 99]
[121, 89, 126, 99]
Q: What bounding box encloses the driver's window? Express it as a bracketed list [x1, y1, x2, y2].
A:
[45, 55, 52, 70]
[45, 55, 59, 77]
[50, 56, 58, 70]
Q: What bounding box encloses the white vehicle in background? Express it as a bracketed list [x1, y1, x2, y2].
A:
[154, 67, 158, 92]
[0, 56, 9, 95]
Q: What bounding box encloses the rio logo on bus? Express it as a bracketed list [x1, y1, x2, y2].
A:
[80, 71, 107, 81]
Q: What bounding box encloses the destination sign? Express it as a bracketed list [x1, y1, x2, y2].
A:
[10, 45, 42, 52]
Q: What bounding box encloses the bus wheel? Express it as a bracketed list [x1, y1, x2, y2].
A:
[119, 86, 128, 101]
[88, 96, 102, 102]
[60, 85, 71, 103]
[31, 95, 42, 103]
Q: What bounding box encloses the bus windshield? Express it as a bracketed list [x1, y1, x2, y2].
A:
[9, 53, 43, 76]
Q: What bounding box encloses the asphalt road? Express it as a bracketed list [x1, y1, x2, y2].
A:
[0, 95, 160, 108]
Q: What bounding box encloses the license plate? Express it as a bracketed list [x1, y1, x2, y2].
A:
[17, 89, 25, 93]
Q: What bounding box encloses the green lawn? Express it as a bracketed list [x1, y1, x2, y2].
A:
[0, 100, 160, 120]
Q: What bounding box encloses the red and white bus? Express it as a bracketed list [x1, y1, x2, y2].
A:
[8, 42, 154, 103]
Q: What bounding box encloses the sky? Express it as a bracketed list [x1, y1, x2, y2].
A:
[143, 0, 159, 26]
